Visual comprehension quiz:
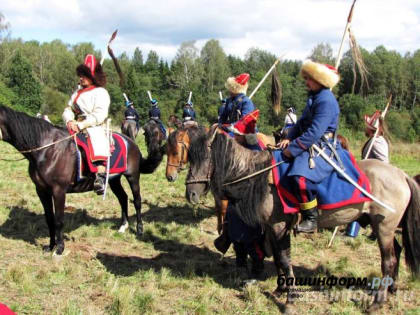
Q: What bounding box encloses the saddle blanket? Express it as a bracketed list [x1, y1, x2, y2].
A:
[75, 132, 128, 180]
[271, 149, 372, 214]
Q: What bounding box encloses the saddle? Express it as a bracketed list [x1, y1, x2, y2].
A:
[74, 133, 128, 181]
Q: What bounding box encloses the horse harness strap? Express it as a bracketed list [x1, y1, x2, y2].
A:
[19, 133, 78, 154]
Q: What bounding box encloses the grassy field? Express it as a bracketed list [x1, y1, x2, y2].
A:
[0, 134, 418, 315]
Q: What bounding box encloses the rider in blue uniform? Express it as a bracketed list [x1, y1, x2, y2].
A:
[218, 73, 255, 125]
[279, 60, 341, 233]
[124, 100, 140, 130]
[215, 73, 265, 278]
[182, 101, 196, 121]
[148, 98, 167, 138]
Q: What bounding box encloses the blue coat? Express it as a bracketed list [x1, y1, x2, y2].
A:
[149, 106, 161, 119]
[124, 106, 140, 122]
[183, 106, 196, 120]
[218, 93, 255, 124]
[286, 88, 341, 183]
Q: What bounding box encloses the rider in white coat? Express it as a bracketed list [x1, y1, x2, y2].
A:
[63, 54, 110, 195]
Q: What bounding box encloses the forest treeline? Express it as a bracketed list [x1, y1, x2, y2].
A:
[0, 14, 419, 142]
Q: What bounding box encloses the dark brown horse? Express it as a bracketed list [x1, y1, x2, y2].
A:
[0, 105, 164, 255]
[185, 127, 420, 311]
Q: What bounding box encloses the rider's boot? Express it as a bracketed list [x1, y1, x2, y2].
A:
[297, 200, 318, 233]
[94, 165, 106, 195]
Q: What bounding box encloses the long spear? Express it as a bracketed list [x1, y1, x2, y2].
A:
[335, 0, 357, 69]
[327, 0, 357, 247]
[249, 57, 282, 99]
[363, 95, 392, 159]
[100, 29, 118, 66]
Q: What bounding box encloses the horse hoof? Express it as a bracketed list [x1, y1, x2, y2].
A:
[367, 302, 382, 314]
[118, 222, 129, 233]
[136, 225, 144, 238]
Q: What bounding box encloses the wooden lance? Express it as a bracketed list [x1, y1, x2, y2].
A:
[249, 57, 282, 99]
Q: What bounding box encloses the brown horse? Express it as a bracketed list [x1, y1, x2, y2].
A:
[0, 105, 164, 255]
[185, 127, 420, 311]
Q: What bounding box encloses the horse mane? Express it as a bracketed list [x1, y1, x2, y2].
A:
[141, 120, 164, 173]
[211, 133, 272, 227]
[0, 105, 64, 150]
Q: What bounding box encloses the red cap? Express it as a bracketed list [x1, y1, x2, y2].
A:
[84, 54, 97, 77]
[235, 73, 250, 85]
[364, 110, 381, 130]
[231, 110, 259, 135]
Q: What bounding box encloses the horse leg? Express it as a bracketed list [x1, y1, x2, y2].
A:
[52, 187, 66, 255]
[126, 175, 143, 238]
[270, 223, 295, 304]
[36, 188, 55, 251]
[109, 178, 129, 233]
[369, 227, 398, 312]
[215, 198, 228, 235]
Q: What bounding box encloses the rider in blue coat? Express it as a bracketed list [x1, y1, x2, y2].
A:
[182, 101, 196, 121]
[218, 73, 255, 125]
[148, 98, 167, 138]
[279, 60, 341, 233]
[124, 100, 140, 129]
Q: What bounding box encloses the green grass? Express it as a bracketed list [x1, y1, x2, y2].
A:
[0, 134, 418, 314]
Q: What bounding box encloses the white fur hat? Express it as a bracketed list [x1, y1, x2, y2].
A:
[300, 60, 340, 89]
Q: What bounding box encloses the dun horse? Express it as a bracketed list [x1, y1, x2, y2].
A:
[0, 105, 164, 255]
[121, 119, 138, 140]
[185, 128, 420, 311]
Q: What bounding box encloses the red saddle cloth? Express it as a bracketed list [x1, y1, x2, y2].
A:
[271, 149, 372, 214]
[75, 133, 128, 179]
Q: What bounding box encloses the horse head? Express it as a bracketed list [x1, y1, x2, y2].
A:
[185, 126, 220, 203]
[143, 119, 165, 154]
[167, 115, 182, 129]
[166, 128, 190, 182]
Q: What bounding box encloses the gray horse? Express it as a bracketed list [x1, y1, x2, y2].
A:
[185, 127, 419, 312]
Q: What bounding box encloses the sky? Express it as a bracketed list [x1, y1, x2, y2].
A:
[2, 0, 419, 63]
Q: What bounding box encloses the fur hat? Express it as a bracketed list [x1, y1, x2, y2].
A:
[225, 73, 250, 94]
[76, 54, 106, 87]
[300, 60, 340, 89]
[364, 110, 381, 131]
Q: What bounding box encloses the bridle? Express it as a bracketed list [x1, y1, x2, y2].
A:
[167, 130, 189, 171]
[184, 127, 218, 187]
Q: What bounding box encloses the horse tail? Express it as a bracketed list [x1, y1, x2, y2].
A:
[401, 176, 420, 278]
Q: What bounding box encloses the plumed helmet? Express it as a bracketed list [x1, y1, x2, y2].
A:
[186, 101, 193, 107]
[125, 100, 133, 107]
[225, 73, 250, 94]
[151, 99, 158, 106]
[221, 98, 227, 104]
[76, 54, 106, 87]
[300, 60, 340, 89]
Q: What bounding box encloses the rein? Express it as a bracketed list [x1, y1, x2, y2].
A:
[0, 132, 78, 161]
[185, 126, 284, 186]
